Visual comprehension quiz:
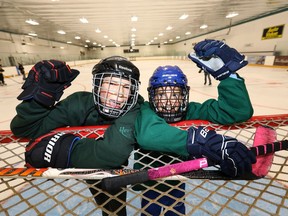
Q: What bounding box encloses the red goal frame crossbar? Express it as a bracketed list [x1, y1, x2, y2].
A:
[1, 114, 288, 144]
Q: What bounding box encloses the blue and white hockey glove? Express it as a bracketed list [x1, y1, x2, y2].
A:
[187, 126, 256, 177]
[188, 39, 248, 80]
[25, 132, 80, 168]
[17, 60, 80, 107]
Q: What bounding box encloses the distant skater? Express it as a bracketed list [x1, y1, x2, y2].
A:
[199, 68, 212, 85]
[0, 60, 6, 86]
[18, 63, 26, 80]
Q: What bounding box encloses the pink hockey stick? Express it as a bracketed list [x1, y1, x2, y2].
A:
[251, 125, 277, 177]
[102, 127, 287, 192]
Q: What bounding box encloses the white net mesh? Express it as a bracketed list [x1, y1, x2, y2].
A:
[1, 115, 288, 215]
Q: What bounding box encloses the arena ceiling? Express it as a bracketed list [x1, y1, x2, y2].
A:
[0, 0, 287, 48]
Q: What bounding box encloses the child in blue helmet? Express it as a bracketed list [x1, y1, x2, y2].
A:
[148, 65, 190, 123]
[135, 40, 254, 215]
[134, 66, 189, 215]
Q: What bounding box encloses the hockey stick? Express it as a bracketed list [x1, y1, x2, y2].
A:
[0, 129, 285, 181]
[1, 140, 286, 181]
[101, 139, 288, 192]
[0, 164, 268, 180]
[0, 167, 139, 179]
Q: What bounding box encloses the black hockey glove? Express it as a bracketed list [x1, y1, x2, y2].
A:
[25, 132, 80, 168]
[17, 60, 80, 107]
[188, 39, 248, 80]
[187, 126, 256, 177]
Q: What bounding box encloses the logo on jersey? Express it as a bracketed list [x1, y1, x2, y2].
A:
[119, 126, 133, 139]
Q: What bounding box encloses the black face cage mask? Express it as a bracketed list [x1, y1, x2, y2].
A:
[149, 85, 189, 123]
[93, 72, 140, 118]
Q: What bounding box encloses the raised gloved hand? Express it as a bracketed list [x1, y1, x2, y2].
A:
[25, 132, 80, 168]
[187, 126, 256, 177]
[188, 39, 248, 80]
[17, 60, 80, 107]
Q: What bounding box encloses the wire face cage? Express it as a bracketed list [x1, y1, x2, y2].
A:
[0, 114, 287, 215]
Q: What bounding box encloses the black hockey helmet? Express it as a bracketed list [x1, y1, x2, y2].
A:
[92, 56, 140, 118]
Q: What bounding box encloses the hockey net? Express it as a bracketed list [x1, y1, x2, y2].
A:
[0, 114, 287, 215]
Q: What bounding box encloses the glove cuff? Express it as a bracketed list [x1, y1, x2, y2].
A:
[34, 89, 64, 107]
[214, 67, 231, 80]
[186, 126, 199, 157]
[186, 126, 211, 158]
[226, 59, 248, 73]
[186, 126, 222, 163]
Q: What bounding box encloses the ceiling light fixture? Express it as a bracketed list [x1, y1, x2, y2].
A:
[166, 26, 173, 30]
[226, 12, 239, 18]
[57, 30, 66, 35]
[80, 17, 89, 23]
[75, 36, 81, 39]
[95, 28, 101, 33]
[28, 32, 38, 37]
[179, 14, 189, 20]
[25, 19, 39, 25]
[200, 24, 208, 29]
[131, 16, 138, 22]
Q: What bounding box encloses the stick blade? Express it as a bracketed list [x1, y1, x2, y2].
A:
[252, 126, 277, 177]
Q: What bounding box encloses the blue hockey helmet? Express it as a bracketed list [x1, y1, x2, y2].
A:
[148, 65, 190, 123]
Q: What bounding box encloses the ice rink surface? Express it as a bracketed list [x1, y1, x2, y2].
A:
[0, 59, 288, 130]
